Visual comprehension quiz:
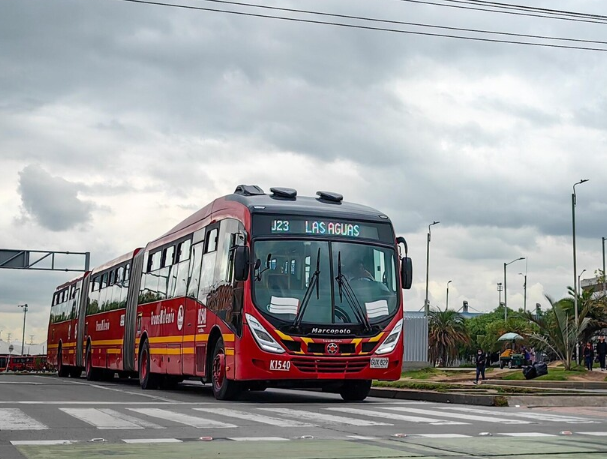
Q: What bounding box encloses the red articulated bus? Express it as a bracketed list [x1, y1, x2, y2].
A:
[1, 355, 48, 372]
[47, 273, 90, 377]
[47, 185, 412, 401]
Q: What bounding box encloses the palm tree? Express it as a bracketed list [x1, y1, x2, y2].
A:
[428, 308, 470, 367]
[524, 295, 591, 370]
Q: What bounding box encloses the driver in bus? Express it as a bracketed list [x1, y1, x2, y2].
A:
[349, 259, 374, 282]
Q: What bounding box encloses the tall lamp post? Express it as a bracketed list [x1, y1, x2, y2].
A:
[18, 304, 28, 355]
[504, 258, 525, 322]
[446, 280, 452, 310]
[572, 179, 588, 364]
[602, 236, 606, 297]
[424, 221, 440, 316]
[497, 282, 503, 309]
[519, 272, 527, 313]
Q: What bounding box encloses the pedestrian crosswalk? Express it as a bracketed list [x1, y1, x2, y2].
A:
[0, 404, 602, 433]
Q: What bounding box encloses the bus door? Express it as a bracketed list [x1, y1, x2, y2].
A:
[183, 235, 204, 376]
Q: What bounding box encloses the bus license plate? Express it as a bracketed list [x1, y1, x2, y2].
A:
[270, 360, 291, 371]
[370, 358, 389, 369]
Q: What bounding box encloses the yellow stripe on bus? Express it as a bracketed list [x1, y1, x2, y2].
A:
[368, 333, 385, 343]
[225, 349, 234, 356]
[223, 334, 235, 342]
[92, 339, 124, 346]
[274, 330, 293, 341]
[106, 349, 121, 355]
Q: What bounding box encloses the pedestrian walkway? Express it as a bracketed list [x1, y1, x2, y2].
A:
[0, 402, 601, 433]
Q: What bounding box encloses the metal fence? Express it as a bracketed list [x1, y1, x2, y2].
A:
[403, 315, 428, 366]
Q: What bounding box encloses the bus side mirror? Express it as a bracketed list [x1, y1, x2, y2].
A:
[401, 257, 412, 290]
[234, 246, 250, 281]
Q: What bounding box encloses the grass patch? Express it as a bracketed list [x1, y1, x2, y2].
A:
[373, 380, 546, 394]
[400, 368, 447, 379]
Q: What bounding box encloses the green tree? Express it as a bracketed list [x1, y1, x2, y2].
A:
[524, 295, 591, 370]
[428, 308, 470, 367]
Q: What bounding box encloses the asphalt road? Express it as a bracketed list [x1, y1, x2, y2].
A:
[1, 373, 606, 459]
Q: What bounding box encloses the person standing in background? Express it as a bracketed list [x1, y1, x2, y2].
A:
[597, 336, 607, 372]
[474, 348, 486, 384]
[583, 342, 594, 371]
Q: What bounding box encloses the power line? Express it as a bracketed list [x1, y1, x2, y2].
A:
[398, 0, 607, 25]
[111, 0, 607, 51]
[448, 0, 607, 21]
[198, 0, 607, 46]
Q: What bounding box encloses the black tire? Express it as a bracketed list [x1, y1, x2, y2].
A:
[211, 337, 241, 400]
[139, 340, 160, 390]
[340, 380, 372, 401]
[69, 367, 82, 378]
[85, 345, 100, 381]
[57, 347, 69, 377]
[508, 360, 513, 369]
[499, 360, 505, 369]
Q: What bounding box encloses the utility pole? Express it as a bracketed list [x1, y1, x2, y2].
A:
[519, 273, 527, 313]
[18, 304, 28, 355]
[572, 179, 588, 364]
[424, 221, 440, 315]
[602, 236, 606, 297]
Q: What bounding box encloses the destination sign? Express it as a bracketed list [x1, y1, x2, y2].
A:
[269, 218, 380, 239]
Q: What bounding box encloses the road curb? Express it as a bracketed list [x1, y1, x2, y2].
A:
[369, 388, 501, 406]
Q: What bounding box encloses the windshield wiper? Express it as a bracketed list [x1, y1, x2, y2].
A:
[293, 248, 321, 330]
[336, 252, 371, 332]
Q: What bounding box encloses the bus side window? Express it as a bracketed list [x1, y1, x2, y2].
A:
[171, 239, 192, 298]
[187, 242, 204, 298]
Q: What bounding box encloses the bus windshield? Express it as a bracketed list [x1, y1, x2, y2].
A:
[252, 240, 398, 326]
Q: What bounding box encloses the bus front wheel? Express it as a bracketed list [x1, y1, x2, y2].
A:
[211, 337, 240, 400]
[85, 346, 100, 381]
[139, 340, 160, 390]
[340, 380, 372, 401]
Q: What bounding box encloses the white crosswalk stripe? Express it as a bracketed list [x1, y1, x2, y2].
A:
[499, 432, 557, 437]
[326, 407, 468, 426]
[383, 407, 531, 425]
[193, 408, 315, 427]
[438, 406, 598, 424]
[127, 408, 237, 428]
[258, 408, 391, 426]
[60, 408, 164, 430]
[0, 408, 47, 431]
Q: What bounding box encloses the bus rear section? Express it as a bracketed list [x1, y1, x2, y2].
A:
[47, 274, 89, 378]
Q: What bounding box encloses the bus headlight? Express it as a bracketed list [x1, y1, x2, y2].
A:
[245, 313, 285, 354]
[375, 318, 403, 355]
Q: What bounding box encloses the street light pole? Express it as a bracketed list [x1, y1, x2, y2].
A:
[497, 283, 503, 310]
[519, 273, 527, 313]
[446, 280, 452, 310]
[504, 257, 525, 322]
[424, 221, 440, 316]
[572, 179, 588, 364]
[18, 304, 28, 355]
[602, 236, 606, 297]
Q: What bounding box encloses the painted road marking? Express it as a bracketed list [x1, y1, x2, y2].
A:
[60, 408, 164, 430]
[123, 438, 182, 443]
[498, 432, 557, 437]
[576, 432, 607, 436]
[127, 408, 237, 428]
[10, 440, 76, 446]
[0, 401, 213, 405]
[258, 408, 391, 426]
[0, 408, 48, 430]
[193, 408, 315, 427]
[347, 435, 379, 440]
[383, 407, 530, 425]
[326, 407, 468, 426]
[228, 437, 289, 441]
[410, 434, 471, 438]
[439, 407, 598, 424]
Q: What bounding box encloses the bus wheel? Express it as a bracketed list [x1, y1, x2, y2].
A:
[339, 380, 372, 401]
[69, 367, 82, 378]
[86, 346, 100, 381]
[139, 340, 159, 390]
[211, 337, 240, 400]
[57, 348, 69, 378]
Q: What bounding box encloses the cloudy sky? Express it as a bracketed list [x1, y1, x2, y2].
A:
[1, 0, 606, 345]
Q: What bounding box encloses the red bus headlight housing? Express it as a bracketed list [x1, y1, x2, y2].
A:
[375, 318, 403, 355]
[245, 313, 285, 354]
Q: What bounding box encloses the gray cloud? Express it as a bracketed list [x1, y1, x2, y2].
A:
[17, 165, 95, 231]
